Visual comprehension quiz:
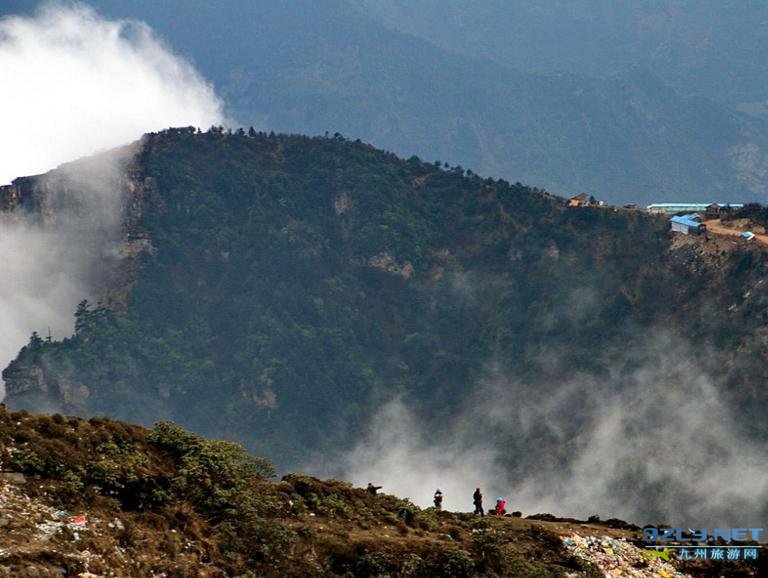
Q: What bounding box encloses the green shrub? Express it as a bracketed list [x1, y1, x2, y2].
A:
[218, 515, 296, 566]
[318, 494, 353, 518]
[398, 553, 424, 577]
[148, 421, 275, 514]
[353, 551, 392, 578]
[413, 509, 439, 531]
[395, 500, 419, 525]
[11, 447, 45, 474]
[431, 549, 474, 578]
[60, 468, 85, 497]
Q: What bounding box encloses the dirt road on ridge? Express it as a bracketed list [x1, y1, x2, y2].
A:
[703, 219, 768, 245]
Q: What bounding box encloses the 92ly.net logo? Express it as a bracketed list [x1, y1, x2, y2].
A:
[642, 527, 763, 562]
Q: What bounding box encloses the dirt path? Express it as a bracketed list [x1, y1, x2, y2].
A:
[703, 219, 768, 245]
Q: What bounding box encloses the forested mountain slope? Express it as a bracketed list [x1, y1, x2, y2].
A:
[4, 129, 768, 515]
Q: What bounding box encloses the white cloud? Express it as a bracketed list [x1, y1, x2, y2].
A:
[0, 1, 224, 185]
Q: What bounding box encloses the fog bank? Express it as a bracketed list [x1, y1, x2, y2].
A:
[0, 2, 224, 397]
[339, 335, 768, 527]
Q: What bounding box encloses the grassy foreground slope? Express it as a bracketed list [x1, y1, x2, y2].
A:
[2, 408, 761, 577]
[0, 407, 611, 577]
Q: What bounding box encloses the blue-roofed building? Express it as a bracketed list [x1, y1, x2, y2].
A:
[647, 203, 744, 215]
[670, 213, 706, 235]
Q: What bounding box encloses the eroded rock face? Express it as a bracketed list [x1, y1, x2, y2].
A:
[1, 364, 47, 397]
[3, 346, 94, 415]
[333, 190, 352, 215]
[98, 168, 159, 312]
[0, 177, 46, 214]
[368, 251, 414, 279]
[0, 143, 157, 307]
[0, 143, 155, 408]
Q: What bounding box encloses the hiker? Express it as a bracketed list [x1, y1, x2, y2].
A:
[433, 489, 443, 511]
[366, 482, 382, 495]
[473, 488, 484, 516]
[495, 497, 506, 517]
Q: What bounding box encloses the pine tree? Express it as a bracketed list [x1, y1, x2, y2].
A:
[74, 300, 90, 334]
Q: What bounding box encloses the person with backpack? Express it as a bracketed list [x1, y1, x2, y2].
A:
[433, 489, 443, 511]
[473, 488, 484, 515]
[495, 497, 506, 517]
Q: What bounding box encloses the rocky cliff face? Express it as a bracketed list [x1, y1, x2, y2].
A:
[0, 176, 47, 214]
[0, 142, 157, 411]
[0, 143, 155, 311]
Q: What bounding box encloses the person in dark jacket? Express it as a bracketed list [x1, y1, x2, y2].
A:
[473, 488, 484, 515]
[366, 483, 382, 495]
[433, 489, 443, 510]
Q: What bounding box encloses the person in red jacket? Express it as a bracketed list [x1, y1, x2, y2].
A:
[495, 497, 506, 517]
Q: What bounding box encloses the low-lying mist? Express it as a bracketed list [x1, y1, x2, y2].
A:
[0, 150, 131, 393]
[336, 333, 768, 528]
[0, 1, 224, 397]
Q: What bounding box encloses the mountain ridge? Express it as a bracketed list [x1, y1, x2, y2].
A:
[3, 129, 768, 525]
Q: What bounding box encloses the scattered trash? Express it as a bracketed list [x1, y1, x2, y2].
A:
[37, 520, 62, 540]
[562, 533, 689, 578]
[2, 452, 207, 573]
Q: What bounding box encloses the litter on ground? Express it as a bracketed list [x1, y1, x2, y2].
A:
[563, 533, 689, 577]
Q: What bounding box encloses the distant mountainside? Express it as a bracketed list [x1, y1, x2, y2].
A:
[4, 129, 768, 525]
[26, 0, 768, 205]
[363, 0, 768, 113]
